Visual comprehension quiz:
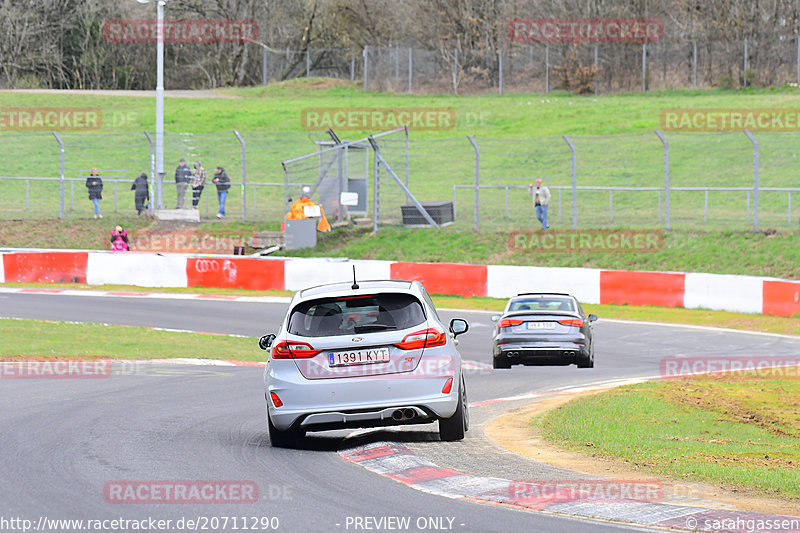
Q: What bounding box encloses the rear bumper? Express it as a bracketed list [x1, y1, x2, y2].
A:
[265, 363, 459, 431]
[494, 341, 587, 366]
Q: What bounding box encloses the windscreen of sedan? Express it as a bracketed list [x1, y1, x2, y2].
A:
[288, 293, 426, 337]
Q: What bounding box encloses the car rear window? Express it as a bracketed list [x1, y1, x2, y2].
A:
[288, 293, 426, 337]
[510, 298, 575, 312]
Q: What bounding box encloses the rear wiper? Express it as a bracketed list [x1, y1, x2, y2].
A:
[354, 324, 394, 333]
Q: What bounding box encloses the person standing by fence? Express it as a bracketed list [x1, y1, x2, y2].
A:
[191, 161, 206, 210]
[86, 168, 103, 219]
[212, 166, 230, 218]
[131, 172, 150, 215]
[529, 179, 550, 229]
[174, 158, 192, 209]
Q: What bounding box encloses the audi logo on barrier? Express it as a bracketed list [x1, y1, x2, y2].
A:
[195, 259, 220, 273]
[194, 259, 238, 283]
[222, 259, 237, 283]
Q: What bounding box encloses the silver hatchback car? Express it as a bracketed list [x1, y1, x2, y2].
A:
[259, 279, 470, 447]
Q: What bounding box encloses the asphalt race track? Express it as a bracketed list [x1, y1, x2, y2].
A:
[2, 292, 800, 533]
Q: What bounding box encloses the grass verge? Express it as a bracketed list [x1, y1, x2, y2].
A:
[534, 371, 800, 500]
[0, 318, 262, 361]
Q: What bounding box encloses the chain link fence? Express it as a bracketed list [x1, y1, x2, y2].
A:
[2, 129, 800, 231]
[258, 38, 800, 95]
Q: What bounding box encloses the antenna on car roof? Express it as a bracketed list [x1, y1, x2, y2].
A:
[351, 265, 359, 290]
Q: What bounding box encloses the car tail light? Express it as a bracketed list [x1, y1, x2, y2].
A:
[558, 319, 584, 327]
[441, 377, 453, 394]
[270, 392, 283, 408]
[498, 319, 524, 328]
[394, 329, 447, 350]
[272, 341, 320, 359]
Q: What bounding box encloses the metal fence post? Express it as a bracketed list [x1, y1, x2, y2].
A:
[743, 38, 748, 88]
[363, 46, 368, 91]
[545, 44, 550, 94]
[704, 189, 709, 223]
[453, 48, 459, 94]
[642, 43, 647, 91]
[262, 47, 268, 85]
[52, 132, 65, 219]
[655, 130, 669, 229]
[594, 44, 599, 95]
[144, 131, 155, 213]
[373, 140, 380, 232]
[233, 130, 247, 221]
[70, 180, 74, 211]
[404, 126, 410, 203]
[408, 47, 413, 93]
[395, 42, 399, 82]
[562, 135, 577, 229]
[306, 49, 311, 77]
[797, 37, 800, 85]
[693, 41, 698, 87]
[609, 190, 613, 222]
[498, 49, 503, 95]
[789, 192, 792, 225]
[744, 130, 759, 230]
[467, 136, 480, 230]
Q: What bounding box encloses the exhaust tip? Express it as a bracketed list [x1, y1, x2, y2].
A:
[392, 409, 404, 421]
[403, 408, 416, 420]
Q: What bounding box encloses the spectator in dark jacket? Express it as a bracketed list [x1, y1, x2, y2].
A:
[85, 168, 103, 219]
[131, 172, 150, 215]
[174, 158, 192, 209]
[212, 166, 231, 218]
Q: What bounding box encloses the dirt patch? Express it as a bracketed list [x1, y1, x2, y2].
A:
[484, 390, 800, 515]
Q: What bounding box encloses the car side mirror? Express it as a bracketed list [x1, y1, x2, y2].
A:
[588, 314, 598, 322]
[490, 314, 500, 322]
[258, 334, 276, 350]
[449, 318, 469, 337]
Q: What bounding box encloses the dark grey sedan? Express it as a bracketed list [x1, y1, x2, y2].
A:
[491, 293, 597, 369]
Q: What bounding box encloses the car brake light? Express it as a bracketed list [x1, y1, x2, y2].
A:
[270, 392, 283, 408]
[498, 319, 524, 328]
[558, 319, 584, 327]
[441, 377, 453, 394]
[394, 329, 447, 350]
[271, 341, 320, 359]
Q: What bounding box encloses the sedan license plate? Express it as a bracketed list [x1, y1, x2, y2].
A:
[526, 321, 556, 330]
[328, 347, 391, 367]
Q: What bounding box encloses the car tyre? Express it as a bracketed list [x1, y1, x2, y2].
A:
[267, 407, 298, 448]
[439, 377, 468, 441]
[576, 345, 594, 368]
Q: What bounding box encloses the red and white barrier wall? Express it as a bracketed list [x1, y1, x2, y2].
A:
[2, 250, 799, 317]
